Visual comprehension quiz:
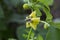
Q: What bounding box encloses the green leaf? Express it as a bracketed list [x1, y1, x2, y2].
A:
[42, 7, 53, 22]
[36, 34, 43, 40]
[54, 23, 60, 29]
[44, 5, 50, 11]
[50, 22, 60, 29]
[16, 26, 26, 40]
[16, 25, 29, 40]
[0, 5, 4, 18]
[46, 27, 60, 40]
[46, 0, 54, 5]
[37, 0, 53, 5]
[35, 8, 42, 17]
[30, 31, 35, 39]
[35, 4, 42, 8]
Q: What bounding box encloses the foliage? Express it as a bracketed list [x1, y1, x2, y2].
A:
[0, 0, 60, 40]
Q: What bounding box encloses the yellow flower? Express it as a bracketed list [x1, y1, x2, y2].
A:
[26, 11, 40, 30]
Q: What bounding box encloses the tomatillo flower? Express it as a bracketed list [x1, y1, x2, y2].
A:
[25, 11, 40, 30]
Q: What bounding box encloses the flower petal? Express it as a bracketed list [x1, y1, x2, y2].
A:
[26, 22, 30, 28]
[30, 23, 37, 30]
[29, 11, 36, 18]
[31, 18, 40, 25]
[30, 18, 40, 30]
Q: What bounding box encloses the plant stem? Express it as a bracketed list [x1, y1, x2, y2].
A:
[41, 21, 50, 26]
[27, 28, 32, 40]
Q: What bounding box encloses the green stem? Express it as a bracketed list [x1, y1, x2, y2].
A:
[27, 28, 32, 40]
[41, 21, 50, 26]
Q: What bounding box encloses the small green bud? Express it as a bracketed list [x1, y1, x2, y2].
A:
[23, 4, 30, 10]
[44, 23, 50, 29]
